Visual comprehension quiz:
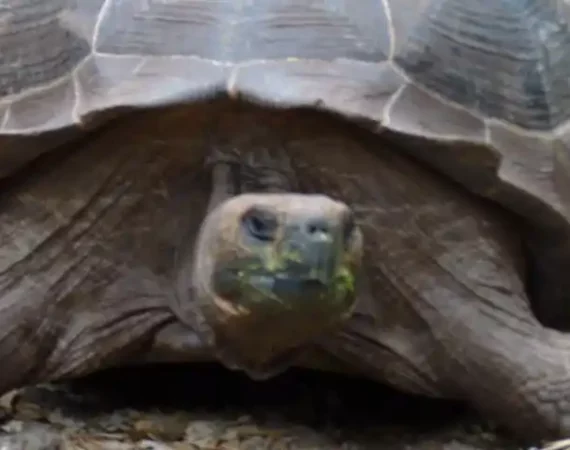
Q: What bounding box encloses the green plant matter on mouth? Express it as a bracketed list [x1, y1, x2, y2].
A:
[225, 247, 357, 310]
[332, 265, 355, 300]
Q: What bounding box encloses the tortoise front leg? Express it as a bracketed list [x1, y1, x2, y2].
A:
[324, 240, 570, 441]
[411, 289, 570, 440]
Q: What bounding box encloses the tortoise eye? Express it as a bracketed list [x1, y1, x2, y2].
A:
[241, 207, 278, 242]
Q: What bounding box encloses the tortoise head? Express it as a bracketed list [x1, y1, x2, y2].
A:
[190, 193, 362, 378]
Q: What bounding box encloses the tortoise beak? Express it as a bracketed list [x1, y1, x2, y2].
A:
[270, 223, 343, 296]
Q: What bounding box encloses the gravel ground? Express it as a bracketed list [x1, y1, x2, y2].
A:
[0, 364, 554, 450]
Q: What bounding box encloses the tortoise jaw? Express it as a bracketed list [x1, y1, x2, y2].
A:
[206, 251, 358, 374]
[211, 247, 357, 319]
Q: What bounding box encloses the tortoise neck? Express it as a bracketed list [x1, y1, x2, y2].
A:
[205, 146, 298, 212]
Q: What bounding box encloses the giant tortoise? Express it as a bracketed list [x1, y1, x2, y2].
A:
[1, 0, 570, 442]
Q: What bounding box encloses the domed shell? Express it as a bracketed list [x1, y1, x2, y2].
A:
[1, 0, 569, 324]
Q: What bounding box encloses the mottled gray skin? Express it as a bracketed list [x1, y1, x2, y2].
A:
[2, 0, 570, 444]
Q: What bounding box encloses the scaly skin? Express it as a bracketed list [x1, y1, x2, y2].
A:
[0, 100, 569, 440]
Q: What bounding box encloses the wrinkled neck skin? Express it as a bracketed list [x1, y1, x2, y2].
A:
[174, 146, 318, 378]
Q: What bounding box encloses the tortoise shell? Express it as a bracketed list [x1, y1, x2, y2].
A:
[0, 1, 569, 322]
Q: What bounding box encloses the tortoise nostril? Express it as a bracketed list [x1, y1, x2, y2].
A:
[304, 211, 355, 242]
[305, 219, 330, 238]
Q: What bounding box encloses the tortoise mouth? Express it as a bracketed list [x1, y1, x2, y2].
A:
[205, 260, 358, 374]
[211, 263, 357, 316]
